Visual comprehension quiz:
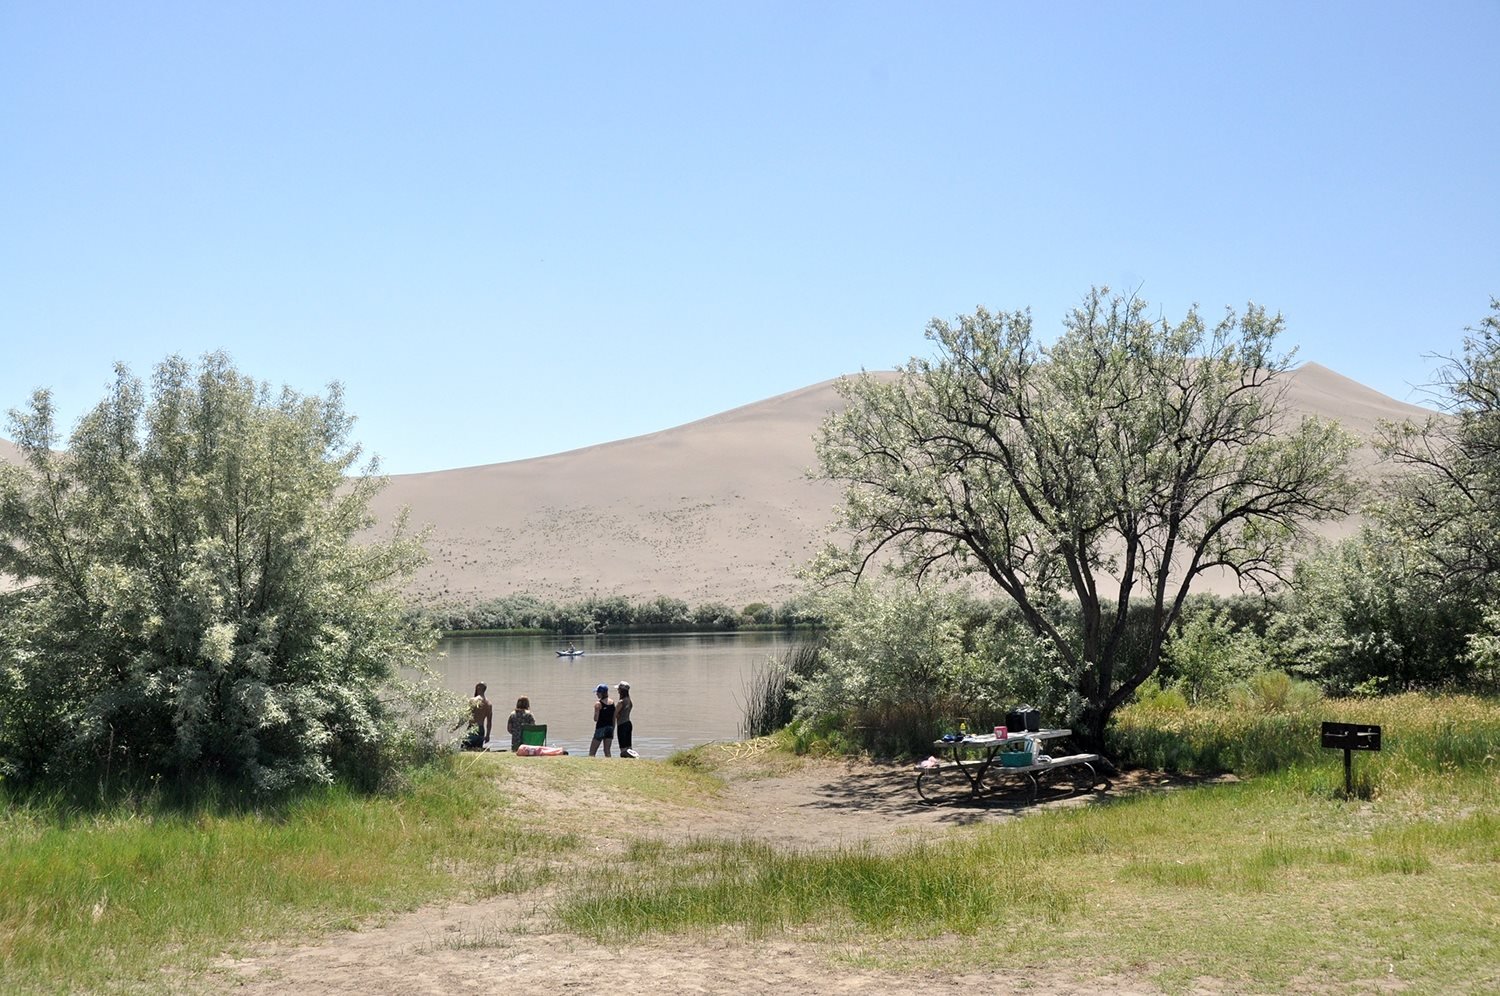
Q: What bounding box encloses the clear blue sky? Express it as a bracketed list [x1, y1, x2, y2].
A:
[3, 2, 1497, 474]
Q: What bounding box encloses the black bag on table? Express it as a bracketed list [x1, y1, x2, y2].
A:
[1007, 705, 1042, 733]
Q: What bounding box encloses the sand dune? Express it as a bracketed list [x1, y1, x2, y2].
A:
[369, 363, 1436, 608]
[367, 377, 853, 608]
[0, 365, 1439, 608]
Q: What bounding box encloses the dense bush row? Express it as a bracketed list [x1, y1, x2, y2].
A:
[426, 593, 823, 635]
[752, 564, 1500, 759]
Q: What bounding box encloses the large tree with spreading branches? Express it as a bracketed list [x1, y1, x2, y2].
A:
[817, 287, 1355, 747]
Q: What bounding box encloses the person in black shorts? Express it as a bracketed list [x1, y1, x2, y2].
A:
[455, 682, 492, 750]
[615, 681, 636, 758]
[589, 683, 615, 757]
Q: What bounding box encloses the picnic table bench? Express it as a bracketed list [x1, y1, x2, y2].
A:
[916, 729, 1112, 804]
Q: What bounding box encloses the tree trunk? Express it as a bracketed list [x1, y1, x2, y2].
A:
[1076, 699, 1111, 753]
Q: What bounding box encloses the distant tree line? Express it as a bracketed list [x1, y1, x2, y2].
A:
[426, 593, 824, 635]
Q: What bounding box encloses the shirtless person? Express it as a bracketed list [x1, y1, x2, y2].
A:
[615, 681, 636, 758]
[458, 682, 493, 750]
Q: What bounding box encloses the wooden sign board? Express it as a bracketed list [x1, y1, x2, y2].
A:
[1321, 721, 1381, 751]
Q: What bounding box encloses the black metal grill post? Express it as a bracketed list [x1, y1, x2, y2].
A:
[1321, 722, 1381, 798]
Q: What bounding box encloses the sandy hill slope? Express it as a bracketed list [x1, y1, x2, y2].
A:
[367, 376, 853, 608]
[370, 363, 1436, 608]
[0, 366, 1439, 609]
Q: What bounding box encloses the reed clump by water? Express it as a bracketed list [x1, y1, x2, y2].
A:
[739, 640, 823, 739]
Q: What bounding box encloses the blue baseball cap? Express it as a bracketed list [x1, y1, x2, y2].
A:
[595, 683, 608, 694]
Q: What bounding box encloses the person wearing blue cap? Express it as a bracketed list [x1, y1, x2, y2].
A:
[589, 683, 616, 757]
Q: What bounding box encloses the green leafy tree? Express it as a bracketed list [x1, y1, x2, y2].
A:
[691, 601, 739, 630]
[816, 288, 1355, 747]
[0, 353, 437, 793]
[795, 581, 980, 752]
[1271, 531, 1484, 697]
[1162, 606, 1268, 704]
[636, 595, 690, 629]
[1380, 299, 1500, 603]
[741, 602, 775, 625]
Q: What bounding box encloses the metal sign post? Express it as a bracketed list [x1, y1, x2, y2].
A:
[1321, 722, 1381, 797]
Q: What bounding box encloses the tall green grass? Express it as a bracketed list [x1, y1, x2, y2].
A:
[0, 756, 574, 995]
[559, 834, 1082, 942]
[1109, 691, 1500, 778]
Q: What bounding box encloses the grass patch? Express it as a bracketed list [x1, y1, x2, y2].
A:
[1109, 690, 1500, 777]
[555, 770, 1499, 990]
[0, 755, 573, 995]
[551, 696, 1500, 993]
[669, 733, 818, 779]
[558, 836, 1080, 942]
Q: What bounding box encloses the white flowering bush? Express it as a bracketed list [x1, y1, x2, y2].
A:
[0, 354, 439, 795]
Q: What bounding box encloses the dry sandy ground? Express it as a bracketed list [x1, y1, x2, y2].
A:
[215, 751, 1235, 996]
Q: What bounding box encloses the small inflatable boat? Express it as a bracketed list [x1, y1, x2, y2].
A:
[556, 649, 585, 657]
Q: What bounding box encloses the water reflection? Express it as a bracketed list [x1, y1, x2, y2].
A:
[430, 631, 796, 758]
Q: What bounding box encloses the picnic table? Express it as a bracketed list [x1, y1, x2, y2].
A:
[915, 728, 1111, 804]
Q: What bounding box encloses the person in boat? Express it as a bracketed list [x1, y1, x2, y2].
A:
[457, 682, 492, 750]
[615, 681, 636, 758]
[589, 683, 615, 757]
[506, 695, 537, 751]
[566, 642, 576, 654]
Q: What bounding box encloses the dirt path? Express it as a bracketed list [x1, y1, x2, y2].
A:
[215, 751, 1211, 995]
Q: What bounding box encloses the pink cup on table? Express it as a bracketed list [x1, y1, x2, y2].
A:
[994, 725, 1007, 739]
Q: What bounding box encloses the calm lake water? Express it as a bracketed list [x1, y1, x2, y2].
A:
[430, 631, 799, 758]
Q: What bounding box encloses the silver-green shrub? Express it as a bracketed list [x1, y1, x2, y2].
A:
[792, 581, 1068, 753]
[0, 354, 439, 794]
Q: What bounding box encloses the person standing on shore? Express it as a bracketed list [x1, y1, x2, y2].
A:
[458, 682, 492, 750]
[589, 683, 615, 757]
[615, 681, 636, 758]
